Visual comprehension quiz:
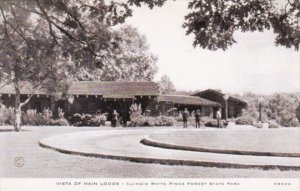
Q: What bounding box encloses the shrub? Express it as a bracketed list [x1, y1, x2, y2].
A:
[21, 108, 69, 126]
[275, 111, 300, 127]
[144, 116, 156, 126]
[50, 118, 70, 126]
[130, 115, 176, 127]
[0, 106, 68, 126]
[235, 115, 254, 125]
[71, 113, 107, 126]
[252, 123, 264, 128]
[204, 119, 227, 128]
[22, 109, 45, 126]
[89, 114, 107, 126]
[154, 116, 176, 126]
[0, 105, 15, 125]
[296, 104, 300, 123]
[129, 103, 142, 120]
[268, 120, 281, 128]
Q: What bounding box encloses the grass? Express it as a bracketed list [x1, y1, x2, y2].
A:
[0, 126, 299, 178]
[148, 128, 300, 153]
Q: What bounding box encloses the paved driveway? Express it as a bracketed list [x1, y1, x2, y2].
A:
[0, 126, 299, 178]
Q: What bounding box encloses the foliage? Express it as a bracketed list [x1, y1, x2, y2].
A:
[129, 103, 142, 119]
[71, 113, 107, 126]
[253, 123, 265, 128]
[128, 0, 300, 51]
[50, 118, 70, 126]
[129, 103, 146, 126]
[21, 108, 69, 126]
[77, 25, 158, 81]
[129, 103, 175, 126]
[158, 74, 176, 94]
[154, 116, 176, 126]
[265, 94, 300, 127]
[22, 109, 47, 126]
[0, 0, 126, 130]
[0, 105, 15, 125]
[296, 103, 300, 122]
[239, 92, 300, 127]
[268, 120, 281, 128]
[0, 1, 154, 131]
[204, 119, 227, 128]
[129, 115, 175, 127]
[235, 115, 255, 125]
[0, 106, 69, 126]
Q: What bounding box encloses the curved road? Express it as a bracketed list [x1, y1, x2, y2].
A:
[39, 129, 300, 170]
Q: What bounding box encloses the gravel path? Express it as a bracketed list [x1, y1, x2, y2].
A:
[0, 126, 299, 178]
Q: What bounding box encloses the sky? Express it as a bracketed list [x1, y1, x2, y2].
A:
[125, 0, 300, 95]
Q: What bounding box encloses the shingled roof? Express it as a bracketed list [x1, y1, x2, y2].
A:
[0, 81, 159, 97]
[68, 81, 158, 96]
[193, 89, 247, 105]
[158, 94, 220, 106]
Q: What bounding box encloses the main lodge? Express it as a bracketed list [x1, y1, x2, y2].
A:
[0, 81, 247, 121]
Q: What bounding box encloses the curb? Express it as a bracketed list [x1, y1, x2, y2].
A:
[39, 141, 300, 171]
[140, 138, 300, 158]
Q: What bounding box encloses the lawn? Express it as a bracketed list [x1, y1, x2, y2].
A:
[0, 126, 299, 178]
[148, 128, 300, 153]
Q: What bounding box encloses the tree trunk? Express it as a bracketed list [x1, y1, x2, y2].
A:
[14, 81, 22, 132]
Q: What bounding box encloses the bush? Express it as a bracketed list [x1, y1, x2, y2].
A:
[129, 103, 176, 127]
[50, 118, 70, 126]
[129, 115, 176, 127]
[21, 108, 69, 126]
[235, 115, 254, 125]
[23, 109, 48, 126]
[268, 120, 281, 128]
[154, 116, 176, 126]
[0, 105, 15, 125]
[296, 104, 300, 123]
[252, 123, 264, 128]
[129, 115, 153, 127]
[71, 113, 107, 126]
[0, 106, 70, 126]
[204, 119, 227, 128]
[274, 112, 300, 127]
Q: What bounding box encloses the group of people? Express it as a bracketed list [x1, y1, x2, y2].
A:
[182, 107, 222, 128]
[182, 108, 201, 128]
[111, 107, 223, 128]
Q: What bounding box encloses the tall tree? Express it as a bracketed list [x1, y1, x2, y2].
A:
[128, 0, 300, 50]
[0, 0, 131, 131]
[158, 74, 176, 94]
[296, 103, 300, 122]
[77, 25, 158, 81]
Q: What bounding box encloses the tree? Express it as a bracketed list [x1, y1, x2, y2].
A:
[240, 92, 300, 127]
[128, 0, 300, 50]
[296, 103, 300, 122]
[266, 94, 300, 126]
[76, 25, 158, 81]
[158, 75, 176, 94]
[0, 0, 132, 131]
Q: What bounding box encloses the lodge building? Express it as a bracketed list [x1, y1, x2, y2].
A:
[0, 81, 247, 121]
[192, 89, 248, 118]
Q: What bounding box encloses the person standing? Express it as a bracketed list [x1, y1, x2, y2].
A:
[182, 108, 189, 128]
[216, 108, 222, 128]
[111, 110, 119, 127]
[195, 109, 201, 128]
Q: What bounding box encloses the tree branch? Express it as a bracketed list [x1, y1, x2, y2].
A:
[33, 3, 98, 57]
[0, 7, 16, 51]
